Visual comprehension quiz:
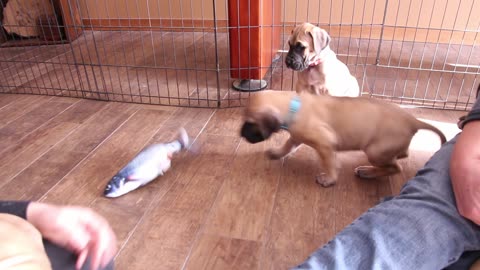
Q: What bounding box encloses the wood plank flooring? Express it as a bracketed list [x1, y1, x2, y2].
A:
[0, 93, 466, 269]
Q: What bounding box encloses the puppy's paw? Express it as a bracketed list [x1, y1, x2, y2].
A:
[354, 166, 377, 179]
[266, 149, 284, 160]
[315, 174, 336, 187]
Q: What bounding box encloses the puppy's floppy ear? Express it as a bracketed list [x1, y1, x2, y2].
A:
[259, 110, 281, 136]
[308, 27, 331, 55]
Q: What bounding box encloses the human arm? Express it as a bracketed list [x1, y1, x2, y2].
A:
[0, 200, 31, 218]
[450, 85, 480, 225]
[450, 121, 480, 225]
[0, 200, 117, 270]
[25, 202, 117, 270]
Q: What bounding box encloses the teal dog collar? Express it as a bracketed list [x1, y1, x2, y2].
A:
[281, 95, 301, 130]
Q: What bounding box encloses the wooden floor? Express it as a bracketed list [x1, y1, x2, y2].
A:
[0, 93, 466, 270]
[0, 30, 478, 109]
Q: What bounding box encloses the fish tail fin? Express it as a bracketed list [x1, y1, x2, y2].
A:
[177, 127, 190, 150]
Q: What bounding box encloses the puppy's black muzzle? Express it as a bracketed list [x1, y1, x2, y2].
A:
[285, 49, 308, 71]
[240, 122, 266, 144]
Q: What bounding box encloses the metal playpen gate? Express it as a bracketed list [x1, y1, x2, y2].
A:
[0, 0, 478, 110]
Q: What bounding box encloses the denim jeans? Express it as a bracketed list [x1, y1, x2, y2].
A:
[291, 135, 480, 270]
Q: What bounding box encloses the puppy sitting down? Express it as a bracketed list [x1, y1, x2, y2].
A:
[286, 22, 359, 97]
[240, 90, 446, 187]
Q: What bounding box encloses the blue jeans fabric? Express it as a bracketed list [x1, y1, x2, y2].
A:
[291, 135, 480, 270]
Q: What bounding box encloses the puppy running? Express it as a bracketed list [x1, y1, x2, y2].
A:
[285, 22, 359, 97]
[240, 90, 446, 187]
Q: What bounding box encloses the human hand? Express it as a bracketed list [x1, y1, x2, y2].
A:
[26, 202, 117, 270]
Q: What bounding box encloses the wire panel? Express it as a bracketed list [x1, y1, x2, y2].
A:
[0, 0, 478, 110]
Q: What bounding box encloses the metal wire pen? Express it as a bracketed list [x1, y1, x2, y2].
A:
[0, 0, 477, 110]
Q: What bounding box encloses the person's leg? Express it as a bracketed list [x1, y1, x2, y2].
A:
[0, 214, 52, 270]
[43, 241, 114, 270]
[291, 136, 480, 270]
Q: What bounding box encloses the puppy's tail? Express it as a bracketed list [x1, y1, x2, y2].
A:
[415, 120, 447, 145]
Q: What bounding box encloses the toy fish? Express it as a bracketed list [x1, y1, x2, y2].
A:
[104, 127, 190, 198]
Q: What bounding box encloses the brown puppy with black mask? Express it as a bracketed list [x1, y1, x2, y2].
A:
[285, 22, 359, 97]
[240, 90, 446, 187]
